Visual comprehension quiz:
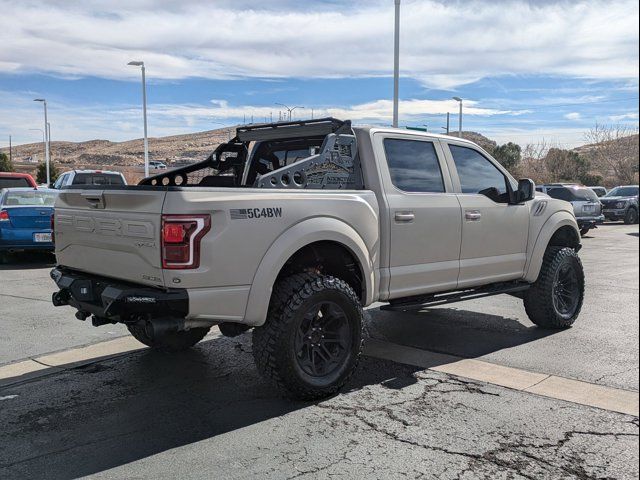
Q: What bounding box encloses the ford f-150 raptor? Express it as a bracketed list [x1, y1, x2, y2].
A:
[51, 118, 585, 399]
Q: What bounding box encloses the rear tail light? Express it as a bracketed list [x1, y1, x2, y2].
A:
[50, 213, 55, 244]
[0, 210, 9, 222]
[161, 214, 211, 269]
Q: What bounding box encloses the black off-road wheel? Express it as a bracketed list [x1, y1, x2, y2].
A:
[252, 273, 364, 401]
[127, 323, 210, 352]
[524, 246, 584, 329]
[624, 207, 638, 225]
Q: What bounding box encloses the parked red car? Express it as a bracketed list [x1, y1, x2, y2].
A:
[0, 173, 38, 189]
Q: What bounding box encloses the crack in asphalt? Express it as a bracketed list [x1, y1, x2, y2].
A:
[314, 372, 638, 480]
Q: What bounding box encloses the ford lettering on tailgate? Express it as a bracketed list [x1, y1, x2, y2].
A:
[57, 214, 155, 239]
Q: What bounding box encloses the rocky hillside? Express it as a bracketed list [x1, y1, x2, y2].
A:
[1, 127, 236, 168]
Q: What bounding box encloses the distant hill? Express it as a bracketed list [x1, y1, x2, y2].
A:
[1, 127, 236, 168]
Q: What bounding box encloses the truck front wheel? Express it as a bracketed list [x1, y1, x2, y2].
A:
[252, 273, 364, 400]
[524, 246, 584, 329]
[127, 323, 210, 352]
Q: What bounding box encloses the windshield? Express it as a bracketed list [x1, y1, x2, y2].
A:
[3, 191, 57, 206]
[605, 186, 639, 197]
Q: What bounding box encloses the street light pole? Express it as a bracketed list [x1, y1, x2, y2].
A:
[128, 61, 149, 178]
[452, 97, 463, 137]
[392, 0, 401, 128]
[33, 99, 50, 184]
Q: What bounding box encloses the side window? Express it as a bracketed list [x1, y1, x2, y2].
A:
[383, 138, 445, 193]
[449, 145, 508, 198]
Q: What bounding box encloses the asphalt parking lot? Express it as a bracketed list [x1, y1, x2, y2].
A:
[1, 223, 638, 479]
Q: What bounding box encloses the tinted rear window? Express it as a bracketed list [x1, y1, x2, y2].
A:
[0, 178, 30, 188]
[72, 173, 125, 185]
[547, 187, 598, 202]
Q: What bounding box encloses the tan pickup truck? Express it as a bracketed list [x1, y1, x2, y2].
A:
[51, 118, 585, 399]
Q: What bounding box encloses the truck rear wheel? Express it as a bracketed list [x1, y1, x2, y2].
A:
[252, 273, 364, 400]
[127, 323, 210, 352]
[524, 246, 584, 329]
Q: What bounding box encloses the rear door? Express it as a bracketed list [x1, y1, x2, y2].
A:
[373, 132, 462, 299]
[54, 188, 166, 286]
[444, 141, 530, 287]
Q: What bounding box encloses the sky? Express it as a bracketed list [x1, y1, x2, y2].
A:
[0, 0, 638, 149]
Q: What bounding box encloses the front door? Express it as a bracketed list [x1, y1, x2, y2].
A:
[374, 133, 462, 299]
[445, 142, 530, 287]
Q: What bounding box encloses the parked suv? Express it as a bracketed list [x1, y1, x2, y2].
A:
[51, 118, 586, 400]
[600, 185, 639, 224]
[537, 184, 604, 236]
[51, 170, 127, 189]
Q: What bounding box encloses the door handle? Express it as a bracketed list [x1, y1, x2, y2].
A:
[395, 212, 415, 222]
[465, 210, 482, 221]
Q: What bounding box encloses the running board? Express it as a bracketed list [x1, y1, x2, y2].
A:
[380, 282, 531, 312]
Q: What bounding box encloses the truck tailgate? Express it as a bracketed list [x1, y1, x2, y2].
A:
[54, 188, 166, 287]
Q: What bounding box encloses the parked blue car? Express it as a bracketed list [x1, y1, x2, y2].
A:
[0, 188, 56, 259]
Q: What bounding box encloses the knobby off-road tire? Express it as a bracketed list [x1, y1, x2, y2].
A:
[624, 207, 638, 225]
[252, 273, 364, 401]
[127, 323, 210, 352]
[524, 246, 585, 329]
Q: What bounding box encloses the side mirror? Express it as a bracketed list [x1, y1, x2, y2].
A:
[514, 178, 535, 203]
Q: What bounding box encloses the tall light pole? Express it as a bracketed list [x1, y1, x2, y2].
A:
[128, 61, 149, 178]
[392, 0, 401, 128]
[8, 135, 11, 165]
[275, 103, 304, 121]
[33, 99, 50, 184]
[453, 97, 463, 137]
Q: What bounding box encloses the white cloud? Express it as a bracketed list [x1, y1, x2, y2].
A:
[609, 112, 639, 121]
[0, 89, 538, 146]
[564, 112, 582, 120]
[0, 0, 637, 88]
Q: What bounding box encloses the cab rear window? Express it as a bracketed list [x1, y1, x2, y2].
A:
[0, 178, 30, 189]
[72, 173, 125, 186]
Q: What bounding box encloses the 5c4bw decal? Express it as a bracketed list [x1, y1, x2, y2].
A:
[230, 207, 283, 220]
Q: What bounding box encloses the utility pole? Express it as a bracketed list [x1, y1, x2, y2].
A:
[453, 97, 463, 137]
[33, 98, 50, 184]
[392, 0, 401, 128]
[446, 112, 450, 134]
[8, 135, 11, 164]
[128, 61, 150, 178]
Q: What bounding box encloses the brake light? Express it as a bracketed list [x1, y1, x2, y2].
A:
[0, 210, 9, 222]
[50, 213, 55, 244]
[161, 214, 211, 269]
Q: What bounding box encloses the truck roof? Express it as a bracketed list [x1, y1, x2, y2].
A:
[354, 125, 479, 146]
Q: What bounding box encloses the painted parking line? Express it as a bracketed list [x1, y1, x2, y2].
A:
[364, 338, 639, 416]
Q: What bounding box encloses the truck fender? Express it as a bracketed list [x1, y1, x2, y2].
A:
[243, 217, 376, 326]
[523, 211, 580, 283]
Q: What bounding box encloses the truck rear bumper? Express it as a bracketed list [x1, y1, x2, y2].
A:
[50, 267, 188, 323]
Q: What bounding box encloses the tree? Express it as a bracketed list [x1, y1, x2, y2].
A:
[544, 148, 592, 184]
[583, 124, 639, 186]
[36, 161, 60, 185]
[519, 141, 551, 184]
[492, 142, 521, 172]
[0, 152, 14, 172]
